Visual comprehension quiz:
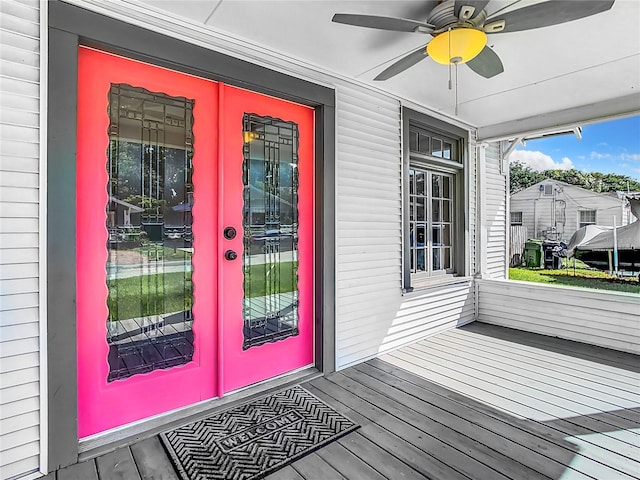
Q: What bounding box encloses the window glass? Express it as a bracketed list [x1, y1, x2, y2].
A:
[408, 166, 455, 278]
[510, 211, 523, 225]
[443, 142, 452, 160]
[418, 133, 430, 154]
[106, 84, 195, 382]
[432, 138, 442, 158]
[432, 174, 441, 198]
[242, 114, 301, 350]
[409, 131, 418, 152]
[579, 210, 596, 228]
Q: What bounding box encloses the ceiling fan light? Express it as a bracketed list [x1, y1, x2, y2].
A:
[427, 28, 487, 65]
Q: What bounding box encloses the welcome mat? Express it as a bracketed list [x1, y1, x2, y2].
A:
[160, 385, 359, 480]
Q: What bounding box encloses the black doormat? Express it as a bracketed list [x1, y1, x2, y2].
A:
[160, 385, 359, 480]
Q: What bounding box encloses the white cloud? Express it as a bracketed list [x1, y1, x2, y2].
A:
[509, 150, 574, 171]
[590, 152, 640, 162]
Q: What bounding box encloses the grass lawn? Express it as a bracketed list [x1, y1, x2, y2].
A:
[108, 262, 297, 320]
[135, 245, 192, 261]
[509, 259, 640, 294]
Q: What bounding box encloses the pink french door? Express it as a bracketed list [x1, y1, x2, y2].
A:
[77, 48, 314, 437]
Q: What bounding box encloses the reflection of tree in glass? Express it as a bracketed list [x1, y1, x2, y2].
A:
[109, 140, 142, 201]
[111, 140, 191, 223]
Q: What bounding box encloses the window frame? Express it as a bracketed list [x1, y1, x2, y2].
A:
[510, 211, 523, 226]
[402, 108, 469, 292]
[408, 167, 456, 280]
[578, 209, 597, 228]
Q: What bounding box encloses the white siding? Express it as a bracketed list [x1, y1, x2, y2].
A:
[335, 85, 476, 369]
[510, 181, 624, 242]
[477, 279, 640, 355]
[483, 142, 507, 279]
[0, 0, 41, 479]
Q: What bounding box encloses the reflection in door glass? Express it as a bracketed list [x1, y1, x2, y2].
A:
[106, 84, 195, 381]
[242, 114, 300, 350]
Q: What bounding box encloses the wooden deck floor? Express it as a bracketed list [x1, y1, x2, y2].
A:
[50, 323, 640, 480]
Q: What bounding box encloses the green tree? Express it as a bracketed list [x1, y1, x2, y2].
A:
[510, 162, 640, 193]
[509, 161, 544, 193]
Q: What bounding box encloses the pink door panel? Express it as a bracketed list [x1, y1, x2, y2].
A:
[219, 85, 315, 393]
[77, 48, 218, 437]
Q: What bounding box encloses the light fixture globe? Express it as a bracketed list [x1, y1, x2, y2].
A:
[427, 28, 487, 65]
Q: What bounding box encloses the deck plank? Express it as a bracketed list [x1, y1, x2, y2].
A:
[337, 431, 429, 480]
[349, 362, 580, 480]
[411, 331, 640, 434]
[96, 447, 142, 480]
[378, 352, 639, 478]
[290, 453, 346, 480]
[310, 375, 509, 480]
[305, 383, 464, 480]
[315, 441, 386, 480]
[335, 369, 551, 480]
[392, 344, 639, 436]
[57, 460, 99, 480]
[263, 465, 305, 480]
[434, 330, 640, 401]
[130, 436, 178, 479]
[406, 341, 640, 425]
[462, 323, 640, 372]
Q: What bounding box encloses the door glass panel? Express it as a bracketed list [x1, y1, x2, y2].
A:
[242, 114, 300, 350]
[106, 84, 195, 381]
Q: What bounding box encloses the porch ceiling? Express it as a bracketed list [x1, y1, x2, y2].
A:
[130, 1, 639, 133]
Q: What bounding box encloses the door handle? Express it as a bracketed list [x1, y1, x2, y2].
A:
[224, 250, 238, 261]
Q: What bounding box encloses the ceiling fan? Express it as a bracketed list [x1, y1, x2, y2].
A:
[332, 0, 615, 81]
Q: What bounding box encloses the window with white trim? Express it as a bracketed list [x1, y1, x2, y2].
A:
[510, 211, 523, 225]
[403, 109, 466, 290]
[579, 210, 596, 228]
[409, 168, 455, 277]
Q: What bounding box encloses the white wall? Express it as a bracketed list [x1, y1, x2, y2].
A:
[477, 279, 640, 355]
[0, 1, 43, 479]
[334, 85, 478, 369]
[483, 142, 508, 278]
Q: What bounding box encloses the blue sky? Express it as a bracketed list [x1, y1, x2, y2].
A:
[509, 115, 640, 181]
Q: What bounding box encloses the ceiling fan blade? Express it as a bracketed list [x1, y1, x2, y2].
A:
[454, 1, 490, 20]
[374, 45, 429, 81]
[466, 46, 504, 78]
[332, 14, 434, 33]
[485, 0, 615, 34]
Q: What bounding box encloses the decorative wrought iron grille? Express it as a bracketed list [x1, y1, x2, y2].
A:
[106, 84, 195, 381]
[242, 114, 300, 350]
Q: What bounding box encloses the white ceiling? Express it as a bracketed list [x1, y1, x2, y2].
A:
[133, 0, 640, 132]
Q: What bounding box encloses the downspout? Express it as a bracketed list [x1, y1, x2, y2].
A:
[534, 199, 539, 239]
[613, 216, 619, 275]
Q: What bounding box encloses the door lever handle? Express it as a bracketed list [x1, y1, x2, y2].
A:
[224, 250, 238, 261]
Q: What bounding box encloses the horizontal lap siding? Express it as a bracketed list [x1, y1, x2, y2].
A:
[335, 85, 476, 369]
[477, 279, 640, 354]
[484, 143, 506, 278]
[0, 0, 41, 479]
[335, 85, 401, 370]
